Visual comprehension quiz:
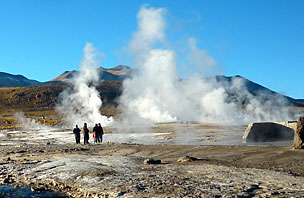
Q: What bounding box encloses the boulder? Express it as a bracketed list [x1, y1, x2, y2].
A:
[177, 156, 198, 163]
[243, 122, 295, 142]
[144, 158, 161, 165]
[294, 116, 304, 149]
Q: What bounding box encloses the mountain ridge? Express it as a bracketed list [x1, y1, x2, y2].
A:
[0, 72, 41, 87]
[0, 66, 303, 108]
[211, 75, 304, 107]
[49, 65, 133, 82]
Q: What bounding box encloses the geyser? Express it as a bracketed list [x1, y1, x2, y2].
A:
[15, 112, 50, 130]
[119, 5, 296, 125]
[55, 5, 296, 127]
[56, 43, 113, 127]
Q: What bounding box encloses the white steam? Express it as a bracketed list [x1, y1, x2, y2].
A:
[56, 43, 113, 127]
[15, 112, 50, 130]
[187, 38, 217, 77]
[129, 6, 166, 54]
[120, 5, 296, 125]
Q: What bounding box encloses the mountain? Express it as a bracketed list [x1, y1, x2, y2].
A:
[49, 65, 133, 82]
[0, 67, 303, 112]
[49, 70, 76, 82]
[0, 72, 42, 87]
[49, 68, 303, 107]
[212, 75, 304, 107]
[0, 81, 122, 112]
[0, 65, 133, 87]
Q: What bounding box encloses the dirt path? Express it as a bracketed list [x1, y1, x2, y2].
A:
[1, 143, 304, 197]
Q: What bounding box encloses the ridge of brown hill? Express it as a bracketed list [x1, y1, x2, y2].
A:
[0, 83, 65, 113]
[49, 65, 132, 82]
[49, 70, 77, 82]
[0, 81, 122, 114]
[97, 65, 132, 76]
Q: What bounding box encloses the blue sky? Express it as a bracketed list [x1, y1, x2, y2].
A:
[0, 0, 303, 98]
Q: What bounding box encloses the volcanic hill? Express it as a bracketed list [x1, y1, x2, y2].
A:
[0, 66, 303, 115]
[0, 72, 41, 87]
[49, 65, 133, 82]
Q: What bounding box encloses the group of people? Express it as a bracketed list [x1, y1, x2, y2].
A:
[72, 123, 104, 144]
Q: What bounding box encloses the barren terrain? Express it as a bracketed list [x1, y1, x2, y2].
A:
[0, 124, 304, 197]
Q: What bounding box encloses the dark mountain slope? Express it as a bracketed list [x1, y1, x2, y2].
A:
[0, 72, 41, 87]
[212, 75, 304, 107]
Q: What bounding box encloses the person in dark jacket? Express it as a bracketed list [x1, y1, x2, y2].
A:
[83, 123, 90, 144]
[73, 125, 81, 144]
[98, 123, 104, 143]
[93, 124, 99, 143]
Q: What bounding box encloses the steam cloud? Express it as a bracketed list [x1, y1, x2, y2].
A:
[56, 5, 296, 127]
[15, 112, 50, 130]
[56, 43, 113, 127]
[119, 5, 296, 125]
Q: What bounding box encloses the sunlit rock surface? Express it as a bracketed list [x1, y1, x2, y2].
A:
[294, 116, 304, 149]
[243, 121, 296, 142]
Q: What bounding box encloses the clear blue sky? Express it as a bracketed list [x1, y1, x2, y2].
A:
[0, 0, 303, 98]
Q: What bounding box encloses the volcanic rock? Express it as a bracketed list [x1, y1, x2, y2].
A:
[2, 175, 15, 184]
[294, 116, 304, 149]
[144, 158, 161, 165]
[177, 156, 198, 163]
[243, 122, 295, 142]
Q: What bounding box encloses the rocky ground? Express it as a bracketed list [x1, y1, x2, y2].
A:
[0, 124, 304, 197]
[1, 142, 304, 197]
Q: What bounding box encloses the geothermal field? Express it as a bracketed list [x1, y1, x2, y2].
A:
[1, 4, 304, 198]
[1, 122, 304, 197]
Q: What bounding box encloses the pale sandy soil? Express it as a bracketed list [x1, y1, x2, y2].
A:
[0, 124, 304, 197]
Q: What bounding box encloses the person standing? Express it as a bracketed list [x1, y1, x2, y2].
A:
[83, 123, 90, 144]
[73, 125, 81, 144]
[93, 124, 99, 143]
[98, 123, 104, 143]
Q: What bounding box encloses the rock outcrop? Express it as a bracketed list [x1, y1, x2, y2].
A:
[144, 158, 161, 165]
[243, 122, 296, 143]
[177, 156, 198, 163]
[294, 116, 304, 149]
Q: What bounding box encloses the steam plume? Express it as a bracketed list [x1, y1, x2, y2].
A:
[119, 5, 296, 125]
[129, 6, 166, 54]
[56, 43, 113, 127]
[187, 38, 217, 77]
[15, 112, 50, 130]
